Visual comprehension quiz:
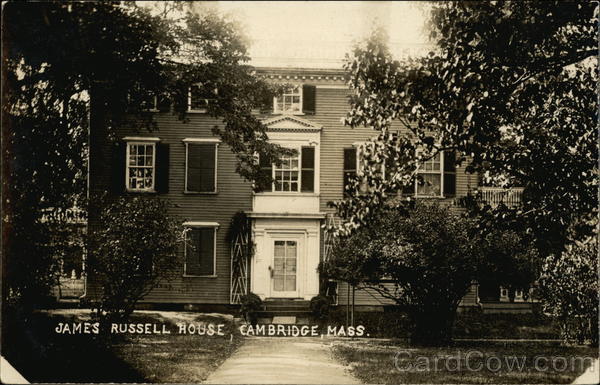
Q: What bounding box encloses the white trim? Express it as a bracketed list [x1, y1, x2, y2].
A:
[316, 84, 349, 89]
[184, 141, 219, 194]
[183, 221, 220, 228]
[273, 85, 303, 115]
[182, 138, 221, 143]
[183, 224, 219, 278]
[125, 141, 156, 193]
[123, 136, 161, 142]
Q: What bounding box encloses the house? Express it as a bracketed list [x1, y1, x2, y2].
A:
[87, 66, 528, 313]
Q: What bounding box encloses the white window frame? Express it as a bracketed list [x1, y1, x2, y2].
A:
[124, 138, 160, 193]
[183, 222, 219, 278]
[182, 138, 220, 194]
[272, 151, 301, 193]
[414, 149, 445, 198]
[187, 84, 214, 113]
[273, 85, 303, 115]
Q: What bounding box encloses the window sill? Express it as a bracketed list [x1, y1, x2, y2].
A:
[183, 274, 217, 278]
[183, 191, 218, 195]
[272, 112, 305, 116]
[126, 189, 157, 194]
[253, 192, 319, 197]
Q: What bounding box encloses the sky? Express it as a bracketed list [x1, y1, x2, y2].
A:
[209, 1, 433, 68]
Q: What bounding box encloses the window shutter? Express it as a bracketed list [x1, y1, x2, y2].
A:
[256, 153, 273, 192]
[343, 148, 357, 195]
[443, 151, 456, 197]
[187, 144, 216, 192]
[198, 228, 215, 275]
[302, 84, 316, 115]
[155, 143, 170, 194]
[301, 146, 315, 192]
[110, 142, 126, 195]
[186, 229, 201, 276]
[157, 94, 170, 112]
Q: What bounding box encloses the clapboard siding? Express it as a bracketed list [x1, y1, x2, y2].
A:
[88, 75, 481, 307]
[88, 111, 253, 304]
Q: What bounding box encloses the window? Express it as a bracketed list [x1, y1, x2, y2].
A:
[126, 142, 156, 191]
[273, 240, 297, 292]
[184, 225, 217, 276]
[188, 84, 215, 112]
[184, 139, 218, 193]
[343, 148, 357, 196]
[416, 152, 442, 197]
[274, 85, 302, 114]
[342, 146, 456, 198]
[258, 146, 316, 193]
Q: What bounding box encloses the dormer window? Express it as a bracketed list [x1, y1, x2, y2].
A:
[273, 84, 316, 115]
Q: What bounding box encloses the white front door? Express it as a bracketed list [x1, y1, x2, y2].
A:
[270, 237, 301, 298]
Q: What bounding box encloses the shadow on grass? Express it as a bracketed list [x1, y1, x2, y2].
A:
[2, 310, 145, 383]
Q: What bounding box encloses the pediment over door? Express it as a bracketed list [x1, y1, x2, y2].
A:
[261, 115, 322, 132]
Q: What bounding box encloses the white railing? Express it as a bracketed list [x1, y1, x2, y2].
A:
[480, 187, 524, 208]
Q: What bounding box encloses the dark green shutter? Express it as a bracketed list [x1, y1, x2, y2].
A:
[157, 94, 170, 112]
[443, 151, 456, 197]
[198, 228, 215, 276]
[155, 143, 169, 194]
[187, 143, 216, 192]
[186, 229, 201, 276]
[256, 153, 273, 192]
[302, 84, 316, 114]
[301, 146, 315, 192]
[110, 142, 126, 194]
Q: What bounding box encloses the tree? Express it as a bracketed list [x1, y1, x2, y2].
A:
[323, 202, 483, 345]
[87, 196, 182, 326]
[538, 236, 599, 346]
[334, 2, 597, 259]
[2, 2, 287, 308]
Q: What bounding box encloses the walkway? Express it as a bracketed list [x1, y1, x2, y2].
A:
[204, 337, 360, 384]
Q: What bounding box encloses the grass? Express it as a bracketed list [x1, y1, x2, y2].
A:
[327, 309, 560, 339]
[331, 339, 597, 384]
[2, 309, 244, 383]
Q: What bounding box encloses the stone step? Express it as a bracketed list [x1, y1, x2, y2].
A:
[256, 309, 312, 318]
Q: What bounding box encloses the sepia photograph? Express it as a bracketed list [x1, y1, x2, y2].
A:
[1, 1, 598, 384]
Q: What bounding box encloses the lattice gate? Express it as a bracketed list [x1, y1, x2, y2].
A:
[230, 213, 252, 304]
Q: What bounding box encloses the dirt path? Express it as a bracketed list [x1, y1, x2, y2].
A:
[204, 337, 361, 384]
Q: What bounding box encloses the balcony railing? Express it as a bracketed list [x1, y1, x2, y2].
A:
[480, 187, 524, 208]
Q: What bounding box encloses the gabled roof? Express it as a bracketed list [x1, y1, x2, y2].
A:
[261, 115, 322, 132]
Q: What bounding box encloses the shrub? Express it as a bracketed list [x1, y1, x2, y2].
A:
[538, 237, 598, 345]
[240, 292, 262, 325]
[310, 295, 331, 320]
[87, 196, 182, 328]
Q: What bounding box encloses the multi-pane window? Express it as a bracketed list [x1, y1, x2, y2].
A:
[274, 86, 302, 114]
[185, 141, 217, 193]
[188, 84, 214, 111]
[343, 148, 357, 196]
[273, 240, 297, 292]
[416, 152, 442, 197]
[126, 142, 155, 191]
[274, 155, 299, 192]
[184, 227, 216, 276]
[259, 146, 316, 193]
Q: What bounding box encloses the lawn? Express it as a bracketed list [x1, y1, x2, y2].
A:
[331, 339, 597, 384]
[2, 309, 244, 383]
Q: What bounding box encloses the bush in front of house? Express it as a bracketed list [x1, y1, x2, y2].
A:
[87, 195, 182, 329]
[240, 292, 262, 325]
[538, 237, 598, 345]
[322, 202, 484, 346]
[310, 294, 332, 320]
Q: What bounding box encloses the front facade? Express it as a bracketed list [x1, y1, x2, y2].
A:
[88, 66, 514, 309]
